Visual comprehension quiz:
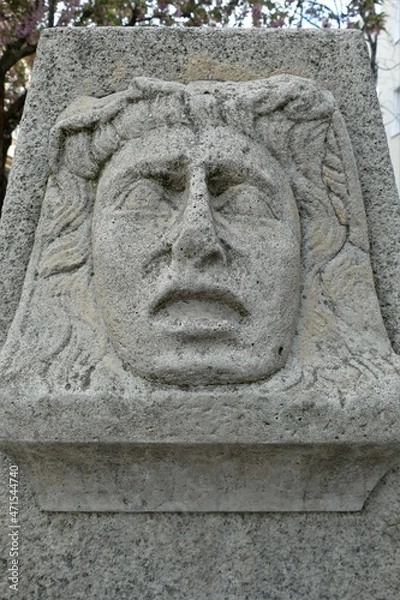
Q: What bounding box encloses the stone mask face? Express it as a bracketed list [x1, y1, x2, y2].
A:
[93, 123, 301, 385]
[2, 74, 393, 396]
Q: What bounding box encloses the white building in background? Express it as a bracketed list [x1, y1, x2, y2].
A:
[377, 0, 400, 192]
[5, 127, 18, 172]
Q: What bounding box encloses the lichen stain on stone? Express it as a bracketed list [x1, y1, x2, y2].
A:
[110, 62, 129, 87]
[180, 54, 259, 83]
[179, 54, 312, 83]
[268, 66, 313, 80]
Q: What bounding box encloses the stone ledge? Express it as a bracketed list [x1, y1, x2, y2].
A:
[2, 442, 398, 512]
[2, 385, 400, 512]
[1, 381, 400, 445]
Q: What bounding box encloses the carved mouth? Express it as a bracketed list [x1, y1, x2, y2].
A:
[150, 286, 250, 322]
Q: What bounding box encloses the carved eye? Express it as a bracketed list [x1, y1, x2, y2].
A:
[213, 184, 278, 221]
[154, 172, 186, 194]
[116, 178, 176, 218]
[208, 169, 244, 201]
[208, 173, 233, 198]
[207, 168, 277, 220]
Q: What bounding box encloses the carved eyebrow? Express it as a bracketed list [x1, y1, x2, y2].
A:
[99, 155, 187, 204]
[125, 156, 187, 177]
[207, 161, 278, 198]
[207, 159, 275, 188]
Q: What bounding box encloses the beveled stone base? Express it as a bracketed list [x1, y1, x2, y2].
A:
[3, 442, 398, 512]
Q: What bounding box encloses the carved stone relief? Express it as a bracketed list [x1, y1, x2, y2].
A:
[1, 75, 399, 511]
[1, 75, 395, 390]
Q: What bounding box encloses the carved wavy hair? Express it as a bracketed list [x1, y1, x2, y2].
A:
[1, 75, 391, 390]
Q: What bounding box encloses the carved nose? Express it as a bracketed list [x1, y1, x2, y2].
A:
[172, 175, 226, 267]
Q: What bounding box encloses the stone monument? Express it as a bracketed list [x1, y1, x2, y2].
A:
[1, 28, 400, 598]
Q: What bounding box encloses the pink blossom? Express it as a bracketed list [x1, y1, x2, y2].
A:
[252, 4, 263, 21]
[14, 1, 45, 43]
[270, 17, 285, 28]
[321, 17, 332, 29]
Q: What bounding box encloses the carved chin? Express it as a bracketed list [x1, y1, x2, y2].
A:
[117, 349, 291, 386]
[100, 309, 296, 386]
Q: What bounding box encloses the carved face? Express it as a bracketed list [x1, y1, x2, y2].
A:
[93, 124, 300, 385]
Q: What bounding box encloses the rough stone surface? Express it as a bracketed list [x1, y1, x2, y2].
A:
[1, 27, 400, 596]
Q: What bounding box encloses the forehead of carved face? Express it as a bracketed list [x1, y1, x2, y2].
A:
[93, 122, 301, 385]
